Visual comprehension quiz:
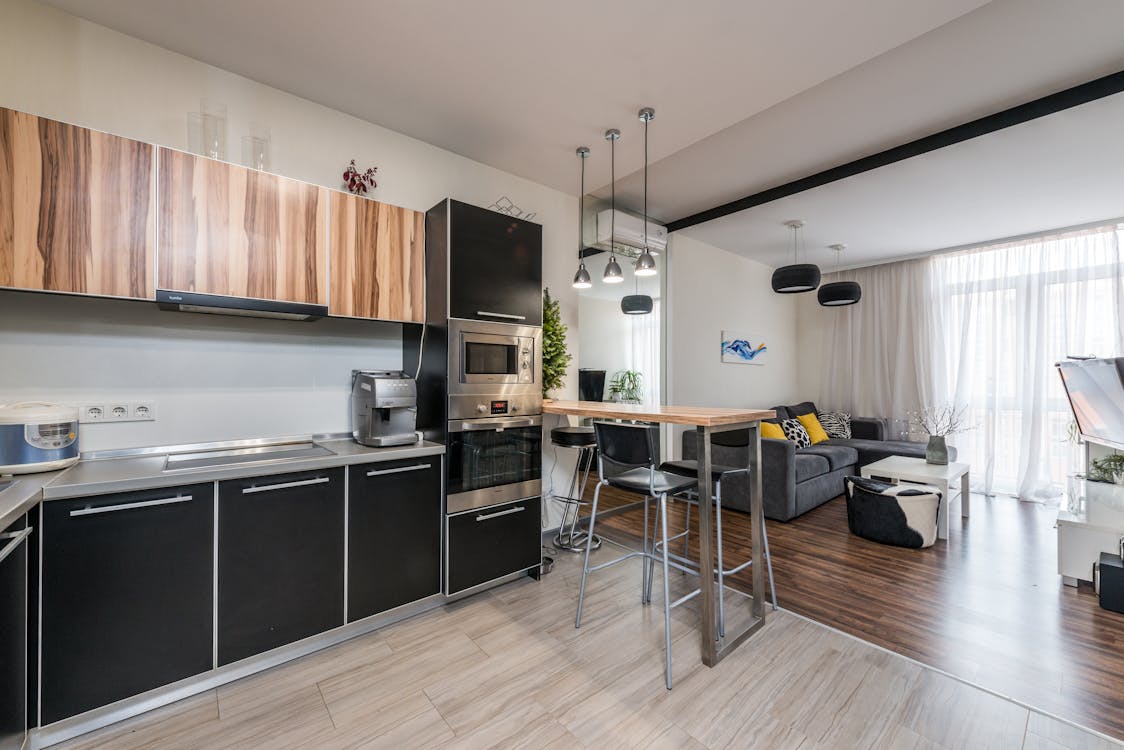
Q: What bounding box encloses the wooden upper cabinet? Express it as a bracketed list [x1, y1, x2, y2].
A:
[0, 107, 155, 299]
[157, 148, 328, 306]
[330, 191, 425, 322]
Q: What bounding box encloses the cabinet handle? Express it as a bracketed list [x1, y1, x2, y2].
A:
[476, 505, 525, 522]
[0, 527, 33, 564]
[242, 476, 329, 494]
[367, 463, 432, 477]
[476, 311, 526, 321]
[69, 495, 192, 517]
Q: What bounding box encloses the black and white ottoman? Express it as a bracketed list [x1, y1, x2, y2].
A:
[844, 476, 942, 549]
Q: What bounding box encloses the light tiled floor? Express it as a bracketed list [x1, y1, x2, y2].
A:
[53, 546, 1121, 749]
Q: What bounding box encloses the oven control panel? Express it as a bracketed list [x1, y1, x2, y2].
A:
[452, 393, 540, 421]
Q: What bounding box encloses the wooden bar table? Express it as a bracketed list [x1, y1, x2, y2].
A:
[543, 399, 776, 667]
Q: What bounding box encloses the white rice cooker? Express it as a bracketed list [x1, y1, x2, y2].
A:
[0, 402, 80, 474]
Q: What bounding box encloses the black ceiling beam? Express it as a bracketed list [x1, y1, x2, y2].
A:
[666, 69, 1124, 233]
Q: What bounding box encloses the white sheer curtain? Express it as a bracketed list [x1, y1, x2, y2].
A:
[631, 299, 661, 405]
[931, 226, 1124, 499]
[821, 224, 1124, 500]
[820, 258, 942, 425]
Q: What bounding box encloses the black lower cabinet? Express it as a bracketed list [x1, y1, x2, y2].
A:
[0, 515, 29, 750]
[347, 459, 441, 621]
[218, 469, 344, 666]
[41, 485, 214, 724]
[446, 497, 541, 595]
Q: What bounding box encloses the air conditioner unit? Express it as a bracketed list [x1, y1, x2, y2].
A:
[596, 209, 668, 253]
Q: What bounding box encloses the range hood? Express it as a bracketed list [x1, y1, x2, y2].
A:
[156, 290, 327, 321]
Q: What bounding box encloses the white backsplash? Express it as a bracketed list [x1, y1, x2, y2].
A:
[0, 291, 404, 452]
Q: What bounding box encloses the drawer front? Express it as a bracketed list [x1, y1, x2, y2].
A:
[348, 458, 441, 621]
[41, 484, 214, 724]
[218, 468, 344, 666]
[446, 497, 541, 595]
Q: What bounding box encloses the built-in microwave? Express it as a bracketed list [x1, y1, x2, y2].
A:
[449, 319, 538, 387]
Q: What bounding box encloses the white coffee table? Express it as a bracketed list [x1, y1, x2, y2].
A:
[860, 456, 970, 541]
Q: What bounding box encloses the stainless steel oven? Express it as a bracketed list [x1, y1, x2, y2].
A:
[449, 319, 539, 388]
[446, 414, 543, 513]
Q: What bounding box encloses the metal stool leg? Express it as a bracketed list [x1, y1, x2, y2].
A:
[659, 491, 674, 690]
[555, 446, 601, 552]
[563, 446, 591, 542]
[683, 501, 691, 562]
[763, 511, 778, 611]
[645, 497, 657, 605]
[575, 481, 602, 629]
[642, 494, 650, 604]
[716, 480, 726, 639]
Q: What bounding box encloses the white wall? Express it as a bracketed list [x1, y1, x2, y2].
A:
[0, 0, 579, 461]
[0, 291, 403, 448]
[795, 291, 832, 406]
[664, 233, 800, 456]
[578, 296, 633, 387]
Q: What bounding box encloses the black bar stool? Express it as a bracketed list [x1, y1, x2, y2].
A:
[550, 426, 602, 552]
[576, 421, 698, 689]
[659, 459, 778, 637]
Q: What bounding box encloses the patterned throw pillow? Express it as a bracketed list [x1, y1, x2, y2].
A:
[819, 411, 852, 439]
[780, 418, 811, 448]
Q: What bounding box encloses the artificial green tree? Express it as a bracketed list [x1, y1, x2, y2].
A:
[541, 288, 572, 398]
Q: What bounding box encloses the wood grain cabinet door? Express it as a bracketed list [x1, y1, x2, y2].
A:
[330, 191, 425, 321]
[0, 107, 155, 299]
[157, 148, 328, 305]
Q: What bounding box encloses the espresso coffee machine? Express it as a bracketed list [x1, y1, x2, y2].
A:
[350, 370, 420, 447]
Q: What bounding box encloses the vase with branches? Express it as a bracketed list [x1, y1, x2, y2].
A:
[907, 404, 973, 465]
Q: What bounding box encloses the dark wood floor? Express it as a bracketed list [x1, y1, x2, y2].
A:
[574, 483, 1124, 741]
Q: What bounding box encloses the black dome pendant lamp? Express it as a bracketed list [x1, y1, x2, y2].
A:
[817, 243, 862, 306]
[622, 107, 656, 315]
[771, 219, 821, 293]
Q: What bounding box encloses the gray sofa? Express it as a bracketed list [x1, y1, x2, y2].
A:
[680, 401, 954, 522]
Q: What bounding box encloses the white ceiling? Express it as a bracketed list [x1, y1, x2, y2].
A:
[38, 0, 986, 196]
[680, 91, 1124, 270]
[600, 0, 1124, 224]
[36, 0, 1124, 270]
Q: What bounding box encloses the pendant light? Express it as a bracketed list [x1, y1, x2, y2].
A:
[622, 107, 656, 315]
[634, 107, 657, 277]
[602, 128, 624, 284]
[771, 219, 821, 293]
[571, 146, 593, 289]
[817, 243, 862, 306]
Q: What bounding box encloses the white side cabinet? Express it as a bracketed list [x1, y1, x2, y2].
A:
[1056, 479, 1124, 586]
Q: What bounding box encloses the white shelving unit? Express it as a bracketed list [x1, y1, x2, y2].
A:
[1057, 443, 1124, 586]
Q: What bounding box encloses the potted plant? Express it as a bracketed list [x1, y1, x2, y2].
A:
[907, 405, 972, 465]
[541, 288, 572, 398]
[608, 370, 643, 404]
[1089, 454, 1124, 485]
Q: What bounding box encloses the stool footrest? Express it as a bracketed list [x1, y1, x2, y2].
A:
[587, 550, 647, 574]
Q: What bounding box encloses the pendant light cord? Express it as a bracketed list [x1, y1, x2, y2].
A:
[643, 116, 648, 251]
[579, 153, 585, 263]
[610, 135, 616, 261]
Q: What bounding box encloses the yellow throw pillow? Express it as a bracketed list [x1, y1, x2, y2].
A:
[761, 421, 785, 440]
[797, 412, 830, 444]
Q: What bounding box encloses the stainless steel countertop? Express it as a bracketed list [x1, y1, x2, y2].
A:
[0, 470, 65, 531]
[43, 438, 445, 500]
[0, 438, 445, 524]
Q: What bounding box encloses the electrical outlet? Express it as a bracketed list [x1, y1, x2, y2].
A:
[79, 402, 157, 423]
[80, 405, 107, 423]
[131, 402, 156, 421]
